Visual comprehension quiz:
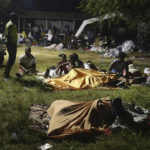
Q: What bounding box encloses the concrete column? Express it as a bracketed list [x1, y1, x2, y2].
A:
[73, 19, 75, 31]
[23, 18, 25, 30]
[18, 16, 20, 33]
[46, 18, 48, 31]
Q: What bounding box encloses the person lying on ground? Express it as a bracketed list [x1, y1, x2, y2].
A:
[84, 61, 99, 70]
[29, 97, 150, 138]
[84, 61, 107, 72]
[16, 47, 38, 78]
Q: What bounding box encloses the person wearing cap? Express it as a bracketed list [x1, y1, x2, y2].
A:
[3, 12, 18, 78]
[109, 52, 129, 77]
[16, 47, 37, 78]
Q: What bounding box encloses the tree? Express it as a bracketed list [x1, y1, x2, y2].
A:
[79, 0, 150, 30]
[0, 0, 11, 18]
[0, 0, 24, 19]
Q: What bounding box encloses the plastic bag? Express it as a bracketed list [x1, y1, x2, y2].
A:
[38, 143, 53, 150]
[122, 40, 135, 53]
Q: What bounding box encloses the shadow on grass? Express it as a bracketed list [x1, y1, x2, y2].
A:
[14, 77, 54, 92]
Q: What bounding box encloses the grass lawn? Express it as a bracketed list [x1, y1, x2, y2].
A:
[0, 46, 150, 150]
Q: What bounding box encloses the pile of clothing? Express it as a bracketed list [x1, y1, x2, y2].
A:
[101, 40, 135, 58]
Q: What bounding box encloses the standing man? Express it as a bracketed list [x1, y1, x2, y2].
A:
[3, 12, 18, 78]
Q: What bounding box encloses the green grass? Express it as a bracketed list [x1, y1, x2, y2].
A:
[0, 46, 150, 150]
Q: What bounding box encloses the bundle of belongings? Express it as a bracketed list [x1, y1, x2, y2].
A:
[144, 68, 150, 85]
[29, 97, 150, 139]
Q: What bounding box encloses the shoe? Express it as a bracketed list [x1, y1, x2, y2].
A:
[4, 78, 8, 82]
[3, 74, 9, 79]
[0, 65, 5, 68]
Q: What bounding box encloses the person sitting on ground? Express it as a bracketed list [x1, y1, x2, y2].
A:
[69, 53, 84, 69]
[57, 54, 69, 74]
[44, 54, 69, 78]
[18, 35, 24, 44]
[109, 52, 129, 77]
[109, 52, 131, 86]
[16, 47, 38, 78]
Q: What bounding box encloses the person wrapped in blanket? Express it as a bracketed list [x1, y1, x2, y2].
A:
[29, 97, 150, 136]
[16, 47, 38, 78]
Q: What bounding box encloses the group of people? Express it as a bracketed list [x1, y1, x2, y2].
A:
[42, 52, 103, 79]
[0, 12, 37, 79]
[1, 12, 149, 87]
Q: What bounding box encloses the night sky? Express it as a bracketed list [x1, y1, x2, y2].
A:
[22, 0, 81, 12]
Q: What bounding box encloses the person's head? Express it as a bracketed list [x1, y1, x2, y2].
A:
[59, 54, 66, 61]
[86, 61, 92, 64]
[69, 54, 74, 63]
[25, 47, 31, 56]
[10, 12, 18, 24]
[72, 53, 79, 61]
[118, 52, 128, 61]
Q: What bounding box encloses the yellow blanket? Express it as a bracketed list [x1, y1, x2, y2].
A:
[47, 98, 113, 139]
[45, 68, 117, 90]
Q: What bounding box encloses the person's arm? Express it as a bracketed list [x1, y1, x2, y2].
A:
[109, 60, 118, 72]
[109, 62, 114, 72]
[123, 62, 129, 77]
[27, 57, 37, 72]
[20, 63, 28, 72]
[19, 56, 28, 72]
[56, 62, 70, 74]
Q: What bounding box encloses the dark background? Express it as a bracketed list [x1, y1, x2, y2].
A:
[21, 0, 81, 12]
